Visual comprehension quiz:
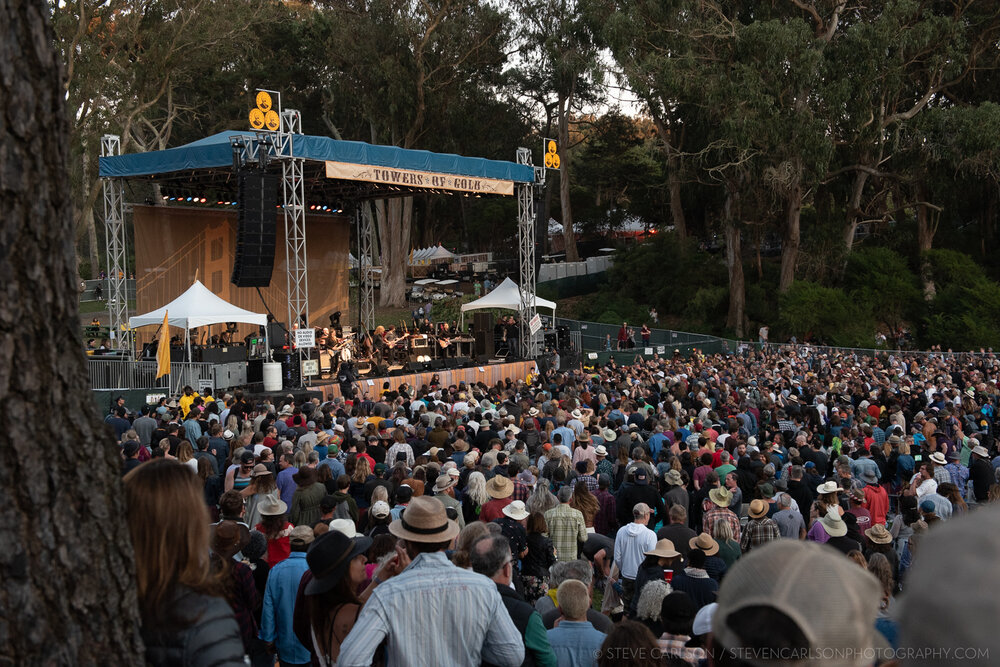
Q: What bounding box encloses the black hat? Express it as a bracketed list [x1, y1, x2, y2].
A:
[305, 532, 373, 595]
[660, 591, 697, 635]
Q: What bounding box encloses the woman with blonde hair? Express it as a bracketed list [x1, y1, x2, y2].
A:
[242, 464, 278, 529]
[176, 441, 197, 473]
[124, 459, 244, 665]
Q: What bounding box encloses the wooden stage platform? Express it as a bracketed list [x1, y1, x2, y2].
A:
[308, 359, 538, 401]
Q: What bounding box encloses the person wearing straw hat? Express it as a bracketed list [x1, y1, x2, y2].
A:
[480, 475, 515, 523]
[969, 444, 993, 502]
[863, 524, 899, 580]
[495, 500, 530, 568]
[702, 485, 741, 544]
[818, 507, 861, 556]
[256, 496, 293, 565]
[431, 473, 465, 529]
[627, 539, 681, 619]
[741, 500, 781, 553]
[338, 497, 525, 667]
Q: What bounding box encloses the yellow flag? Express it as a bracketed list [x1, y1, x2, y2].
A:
[156, 311, 170, 379]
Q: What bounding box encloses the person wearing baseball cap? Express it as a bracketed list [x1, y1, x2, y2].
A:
[338, 497, 525, 666]
[713, 540, 886, 666]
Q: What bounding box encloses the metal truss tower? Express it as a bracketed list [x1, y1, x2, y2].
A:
[101, 134, 130, 352]
[516, 147, 543, 359]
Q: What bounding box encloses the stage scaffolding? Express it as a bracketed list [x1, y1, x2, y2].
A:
[517, 148, 544, 359]
[101, 135, 130, 351]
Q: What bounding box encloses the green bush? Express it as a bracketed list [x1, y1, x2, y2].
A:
[683, 286, 729, 331]
[844, 247, 921, 332]
[777, 281, 875, 347]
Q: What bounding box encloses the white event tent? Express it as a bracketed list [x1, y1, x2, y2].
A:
[129, 280, 269, 361]
[460, 277, 556, 325]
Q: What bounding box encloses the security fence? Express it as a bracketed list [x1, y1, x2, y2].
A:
[88, 358, 217, 392]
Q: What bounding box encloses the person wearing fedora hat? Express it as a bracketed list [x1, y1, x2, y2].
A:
[241, 463, 279, 531]
[479, 475, 515, 523]
[627, 539, 681, 618]
[302, 530, 399, 665]
[969, 443, 993, 502]
[703, 486, 741, 544]
[208, 521, 260, 654]
[338, 497, 525, 667]
[256, 496, 293, 565]
[863, 524, 899, 583]
[431, 474, 466, 530]
[741, 499, 781, 553]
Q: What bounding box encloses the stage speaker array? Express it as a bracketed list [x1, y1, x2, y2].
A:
[473, 312, 494, 358]
[232, 171, 278, 287]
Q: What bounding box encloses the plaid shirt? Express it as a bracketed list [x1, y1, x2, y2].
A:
[595, 459, 614, 481]
[544, 503, 587, 561]
[703, 506, 741, 543]
[657, 633, 706, 666]
[741, 517, 780, 552]
[511, 480, 531, 503]
[576, 473, 599, 494]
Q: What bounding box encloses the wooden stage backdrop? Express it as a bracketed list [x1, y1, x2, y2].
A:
[309, 360, 538, 401]
[132, 205, 350, 346]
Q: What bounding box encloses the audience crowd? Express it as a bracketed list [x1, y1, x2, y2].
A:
[115, 344, 1000, 666]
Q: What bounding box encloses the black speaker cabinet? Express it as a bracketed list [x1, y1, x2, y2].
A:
[232, 171, 278, 287]
[473, 311, 494, 358]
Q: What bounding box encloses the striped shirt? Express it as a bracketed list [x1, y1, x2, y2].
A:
[337, 551, 524, 667]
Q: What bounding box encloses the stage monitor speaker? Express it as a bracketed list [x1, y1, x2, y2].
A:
[232, 171, 278, 287]
[430, 359, 446, 370]
[476, 354, 490, 365]
[453, 356, 472, 368]
[556, 325, 570, 349]
[473, 312, 494, 358]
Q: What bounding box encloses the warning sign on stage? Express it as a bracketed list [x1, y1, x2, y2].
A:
[529, 314, 542, 335]
[295, 328, 316, 349]
[325, 161, 514, 196]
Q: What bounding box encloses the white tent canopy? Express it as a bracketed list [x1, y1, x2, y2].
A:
[128, 280, 267, 329]
[460, 277, 556, 314]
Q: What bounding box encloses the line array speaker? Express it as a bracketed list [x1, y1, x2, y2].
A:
[232, 171, 278, 287]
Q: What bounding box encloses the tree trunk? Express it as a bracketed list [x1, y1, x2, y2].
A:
[724, 188, 745, 337]
[0, 0, 144, 662]
[557, 92, 580, 262]
[376, 196, 413, 307]
[652, 113, 687, 238]
[843, 169, 870, 257]
[916, 186, 936, 300]
[779, 159, 803, 292]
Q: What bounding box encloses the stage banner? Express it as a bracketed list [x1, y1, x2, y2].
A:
[133, 205, 349, 346]
[325, 161, 514, 196]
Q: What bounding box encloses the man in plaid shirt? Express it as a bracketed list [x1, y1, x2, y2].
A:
[741, 499, 780, 552]
[702, 486, 741, 543]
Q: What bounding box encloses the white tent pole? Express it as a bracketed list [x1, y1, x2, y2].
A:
[185, 326, 192, 389]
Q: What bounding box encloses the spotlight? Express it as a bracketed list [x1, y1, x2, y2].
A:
[199, 197, 207, 203]
[162, 195, 169, 201]
[186, 196, 193, 201]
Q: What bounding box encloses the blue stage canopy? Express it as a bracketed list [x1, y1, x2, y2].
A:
[98, 130, 534, 183]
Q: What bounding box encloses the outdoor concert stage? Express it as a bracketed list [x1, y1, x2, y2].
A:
[308, 359, 537, 400]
